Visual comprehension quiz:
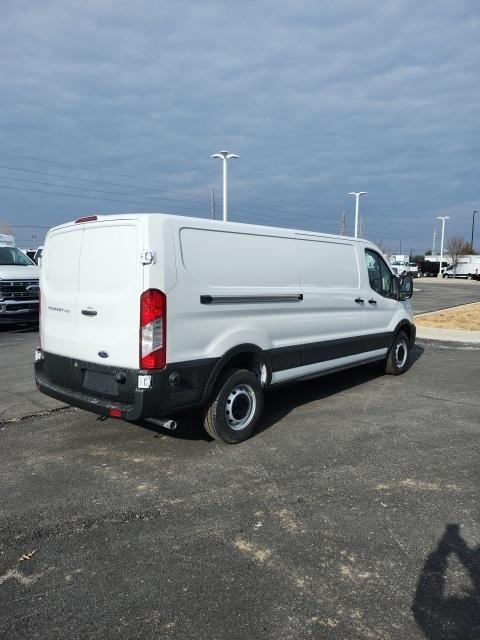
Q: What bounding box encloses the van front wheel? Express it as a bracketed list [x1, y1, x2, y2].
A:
[385, 331, 410, 375]
[203, 368, 263, 443]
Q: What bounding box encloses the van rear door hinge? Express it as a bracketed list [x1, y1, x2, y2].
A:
[140, 250, 156, 265]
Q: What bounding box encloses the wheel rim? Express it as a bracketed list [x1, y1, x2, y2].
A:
[224, 384, 256, 431]
[395, 339, 408, 368]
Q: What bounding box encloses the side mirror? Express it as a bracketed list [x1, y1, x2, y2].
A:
[398, 273, 413, 300]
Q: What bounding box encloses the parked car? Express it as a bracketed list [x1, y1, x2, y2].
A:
[35, 214, 415, 443]
[0, 235, 40, 324]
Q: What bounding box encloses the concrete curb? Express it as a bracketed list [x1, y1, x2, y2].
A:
[415, 325, 480, 343]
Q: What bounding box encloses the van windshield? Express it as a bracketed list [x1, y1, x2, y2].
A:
[0, 247, 35, 266]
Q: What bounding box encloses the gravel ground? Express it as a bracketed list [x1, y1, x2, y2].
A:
[1, 337, 479, 640]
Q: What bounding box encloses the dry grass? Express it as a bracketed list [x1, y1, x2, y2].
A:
[415, 302, 480, 331]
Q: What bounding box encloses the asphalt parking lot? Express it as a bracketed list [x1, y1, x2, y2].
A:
[412, 278, 480, 314]
[1, 280, 479, 639]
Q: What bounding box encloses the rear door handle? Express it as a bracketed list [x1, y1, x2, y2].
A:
[355, 297, 364, 304]
[81, 308, 97, 316]
[368, 299, 377, 305]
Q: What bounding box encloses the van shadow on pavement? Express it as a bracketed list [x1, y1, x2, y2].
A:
[412, 524, 480, 640]
[138, 344, 424, 441]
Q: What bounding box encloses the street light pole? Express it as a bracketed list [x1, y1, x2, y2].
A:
[437, 216, 450, 278]
[347, 192, 367, 238]
[471, 210, 478, 252]
[211, 151, 239, 222]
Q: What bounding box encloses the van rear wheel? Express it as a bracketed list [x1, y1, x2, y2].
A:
[385, 331, 410, 375]
[203, 368, 263, 443]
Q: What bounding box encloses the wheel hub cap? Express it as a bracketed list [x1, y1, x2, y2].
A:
[225, 384, 256, 431]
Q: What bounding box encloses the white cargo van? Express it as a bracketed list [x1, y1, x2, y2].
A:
[35, 214, 415, 443]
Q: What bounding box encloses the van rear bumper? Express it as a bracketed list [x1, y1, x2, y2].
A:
[34, 351, 217, 420]
[36, 373, 144, 420]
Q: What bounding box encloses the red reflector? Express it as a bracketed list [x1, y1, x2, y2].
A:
[75, 215, 98, 223]
[109, 408, 122, 418]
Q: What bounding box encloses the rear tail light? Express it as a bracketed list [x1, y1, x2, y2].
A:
[140, 289, 166, 369]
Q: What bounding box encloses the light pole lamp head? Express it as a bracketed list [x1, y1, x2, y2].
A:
[212, 151, 239, 160]
[348, 191, 367, 197]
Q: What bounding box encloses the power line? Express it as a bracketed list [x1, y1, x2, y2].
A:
[0, 151, 209, 198]
[11, 225, 51, 229]
[0, 163, 209, 203]
[0, 174, 206, 212]
[0, 157, 338, 222]
[0, 182, 207, 215]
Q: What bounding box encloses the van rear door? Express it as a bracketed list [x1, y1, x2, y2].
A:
[41, 227, 83, 357]
[73, 219, 143, 369]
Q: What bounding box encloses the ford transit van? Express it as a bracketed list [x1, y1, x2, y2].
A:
[35, 214, 415, 443]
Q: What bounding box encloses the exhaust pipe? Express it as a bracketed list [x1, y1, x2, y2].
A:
[146, 417, 177, 431]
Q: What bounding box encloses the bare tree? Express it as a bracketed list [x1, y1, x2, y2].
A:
[0, 219, 13, 234]
[446, 236, 471, 275]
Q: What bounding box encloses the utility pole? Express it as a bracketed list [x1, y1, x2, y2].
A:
[210, 188, 216, 220]
[358, 217, 365, 238]
[432, 227, 436, 256]
[340, 211, 347, 235]
[471, 210, 478, 252]
[399, 240, 402, 255]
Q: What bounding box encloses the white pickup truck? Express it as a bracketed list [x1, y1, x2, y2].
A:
[390, 261, 418, 277]
[0, 234, 40, 324]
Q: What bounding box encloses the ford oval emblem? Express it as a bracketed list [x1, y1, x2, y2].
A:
[26, 285, 40, 292]
[98, 351, 109, 359]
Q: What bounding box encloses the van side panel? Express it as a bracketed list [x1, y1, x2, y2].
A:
[168, 224, 303, 365]
[298, 238, 366, 364]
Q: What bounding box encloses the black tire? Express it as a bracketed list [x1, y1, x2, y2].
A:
[203, 368, 263, 444]
[385, 331, 411, 375]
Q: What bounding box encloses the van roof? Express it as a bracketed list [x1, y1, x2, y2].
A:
[51, 213, 376, 246]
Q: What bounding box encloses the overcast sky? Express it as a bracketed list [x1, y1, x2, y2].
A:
[1, 0, 479, 253]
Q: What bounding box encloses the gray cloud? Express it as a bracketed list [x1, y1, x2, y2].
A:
[1, 0, 479, 251]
